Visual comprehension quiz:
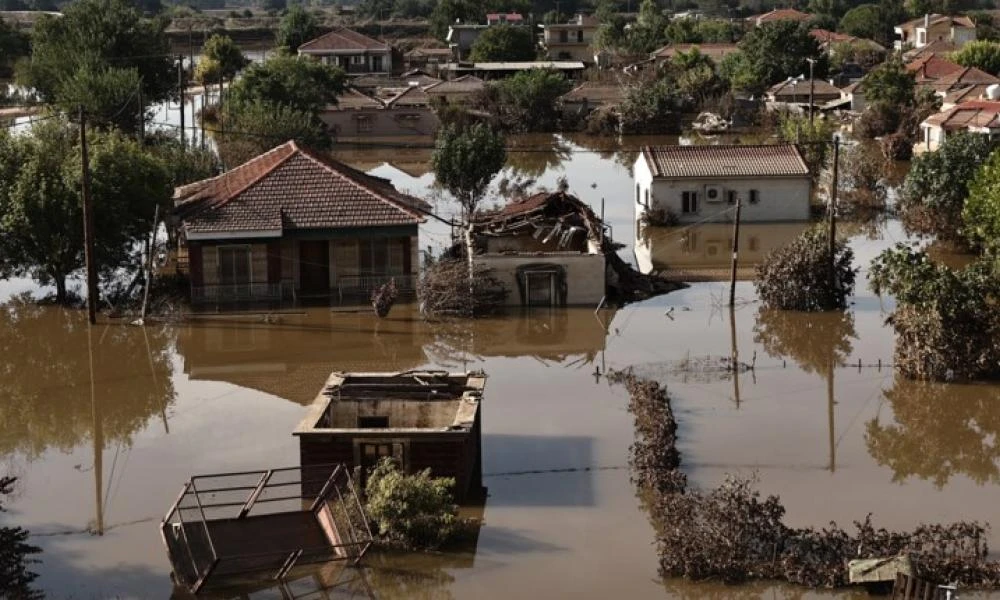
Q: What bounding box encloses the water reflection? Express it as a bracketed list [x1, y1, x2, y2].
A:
[753, 308, 857, 376]
[636, 223, 811, 280]
[867, 377, 1000, 488]
[0, 298, 175, 459]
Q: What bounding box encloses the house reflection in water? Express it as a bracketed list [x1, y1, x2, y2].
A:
[635, 222, 811, 281]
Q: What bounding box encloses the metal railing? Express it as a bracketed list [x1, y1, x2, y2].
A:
[336, 274, 416, 301]
[191, 282, 290, 304]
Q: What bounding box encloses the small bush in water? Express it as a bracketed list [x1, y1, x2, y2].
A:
[365, 458, 460, 550]
[754, 226, 856, 311]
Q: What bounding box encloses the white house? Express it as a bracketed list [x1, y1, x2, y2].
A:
[634, 144, 812, 224]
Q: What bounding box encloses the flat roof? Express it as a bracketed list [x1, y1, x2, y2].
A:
[294, 371, 486, 434]
[443, 61, 586, 71]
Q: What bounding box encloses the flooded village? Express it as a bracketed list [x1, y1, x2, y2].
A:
[4, 1, 1000, 598]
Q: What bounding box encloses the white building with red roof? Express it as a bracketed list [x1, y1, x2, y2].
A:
[297, 27, 392, 76]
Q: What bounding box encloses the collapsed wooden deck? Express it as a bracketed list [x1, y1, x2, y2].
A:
[161, 464, 372, 594]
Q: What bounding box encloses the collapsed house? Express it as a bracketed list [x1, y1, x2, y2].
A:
[471, 191, 608, 307]
[294, 371, 487, 503]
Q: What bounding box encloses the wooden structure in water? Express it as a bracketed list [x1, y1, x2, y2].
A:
[161, 464, 373, 595]
[294, 371, 486, 503]
[892, 573, 958, 600]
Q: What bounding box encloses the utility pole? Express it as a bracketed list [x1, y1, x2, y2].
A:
[177, 56, 186, 148]
[728, 196, 741, 307]
[79, 106, 98, 325]
[137, 82, 144, 144]
[828, 137, 839, 298]
[806, 58, 816, 125]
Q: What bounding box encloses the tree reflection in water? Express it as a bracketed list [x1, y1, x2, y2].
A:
[753, 308, 857, 376]
[504, 135, 572, 179]
[0, 296, 176, 459]
[866, 377, 1000, 488]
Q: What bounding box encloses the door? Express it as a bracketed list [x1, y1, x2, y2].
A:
[299, 240, 330, 294]
[525, 271, 556, 306]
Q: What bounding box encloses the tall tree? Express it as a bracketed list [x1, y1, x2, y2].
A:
[862, 56, 914, 106]
[720, 20, 826, 94]
[951, 40, 1000, 76]
[468, 24, 537, 62]
[838, 4, 892, 46]
[432, 123, 506, 282]
[226, 53, 346, 115]
[490, 69, 572, 131]
[17, 0, 175, 132]
[0, 120, 171, 303]
[202, 33, 250, 80]
[429, 0, 480, 41]
[963, 147, 1000, 254]
[276, 4, 320, 52]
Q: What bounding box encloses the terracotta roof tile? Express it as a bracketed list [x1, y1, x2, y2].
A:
[923, 101, 1000, 130]
[560, 81, 627, 103]
[641, 144, 809, 178]
[423, 75, 486, 93]
[768, 78, 842, 97]
[331, 88, 384, 110]
[749, 8, 811, 23]
[176, 141, 428, 235]
[651, 43, 739, 61]
[932, 66, 1000, 91]
[906, 55, 964, 81]
[385, 85, 432, 107]
[298, 27, 389, 54]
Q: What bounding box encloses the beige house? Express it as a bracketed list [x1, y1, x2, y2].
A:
[634, 144, 812, 224]
[918, 100, 1000, 152]
[472, 191, 606, 307]
[894, 14, 976, 50]
[766, 78, 843, 105]
[321, 87, 440, 139]
[298, 27, 392, 76]
[559, 81, 627, 117]
[173, 141, 428, 305]
[423, 75, 486, 104]
[542, 13, 599, 63]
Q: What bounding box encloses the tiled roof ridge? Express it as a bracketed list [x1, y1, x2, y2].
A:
[298, 26, 388, 52]
[178, 141, 299, 211]
[293, 146, 428, 222]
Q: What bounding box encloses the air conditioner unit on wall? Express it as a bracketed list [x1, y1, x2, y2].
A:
[704, 185, 723, 203]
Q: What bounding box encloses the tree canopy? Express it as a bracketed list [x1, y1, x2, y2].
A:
[963, 147, 1000, 254]
[0, 120, 171, 303]
[901, 132, 995, 241]
[838, 4, 894, 47]
[754, 226, 856, 311]
[951, 40, 1000, 76]
[202, 34, 250, 80]
[432, 123, 506, 216]
[0, 19, 28, 79]
[720, 21, 826, 94]
[487, 69, 572, 131]
[276, 4, 320, 52]
[227, 54, 346, 115]
[862, 57, 915, 106]
[17, 0, 175, 132]
[468, 24, 536, 62]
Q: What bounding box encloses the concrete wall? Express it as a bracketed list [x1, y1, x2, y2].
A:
[633, 155, 811, 223]
[321, 107, 440, 138]
[478, 252, 606, 306]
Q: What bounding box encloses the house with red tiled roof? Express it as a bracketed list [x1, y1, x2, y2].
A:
[634, 144, 812, 223]
[906, 55, 965, 84]
[810, 28, 885, 52]
[919, 100, 1000, 152]
[298, 27, 392, 76]
[650, 43, 739, 64]
[173, 141, 429, 304]
[746, 8, 811, 27]
[894, 14, 976, 51]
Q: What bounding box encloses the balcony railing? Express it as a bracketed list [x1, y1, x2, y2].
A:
[336, 274, 416, 302]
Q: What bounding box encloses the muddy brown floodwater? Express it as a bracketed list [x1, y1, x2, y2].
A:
[1, 134, 999, 599]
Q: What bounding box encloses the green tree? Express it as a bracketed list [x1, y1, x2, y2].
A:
[624, 0, 668, 53]
[669, 48, 726, 106]
[0, 120, 171, 303]
[618, 78, 682, 133]
[276, 4, 320, 52]
[0, 19, 28, 79]
[900, 133, 995, 241]
[490, 69, 572, 131]
[429, 0, 480, 41]
[432, 123, 506, 219]
[17, 0, 175, 132]
[963, 147, 1000, 254]
[951, 40, 1000, 75]
[216, 100, 330, 168]
[665, 17, 700, 43]
[777, 114, 838, 174]
[720, 21, 825, 94]
[754, 226, 856, 311]
[227, 53, 346, 115]
[838, 4, 893, 46]
[202, 34, 250, 80]
[696, 19, 740, 42]
[468, 24, 536, 62]
[862, 57, 914, 106]
[364, 458, 462, 550]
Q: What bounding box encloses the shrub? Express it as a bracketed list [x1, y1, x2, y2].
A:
[1, 477, 41, 600]
[364, 458, 460, 550]
[417, 259, 508, 318]
[754, 227, 856, 311]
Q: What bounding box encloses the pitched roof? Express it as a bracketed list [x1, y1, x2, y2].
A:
[175, 141, 428, 235]
[297, 27, 389, 54]
[897, 13, 974, 30]
[423, 75, 486, 93]
[932, 66, 1000, 91]
[767, 78, 842, 97]
[640, 144, 810, 178]
[906, 55, 964, 81]
[903, 39, 959, 61]
[922, 100, 1000, 130]
[809, 28, 886, 50]
[651, 43, 740, 61]
[405, 47, 453, 58]
[385, 85, 431, 107]
[559, 81, 627, 104]
[749, 8, 811, 24]
[942, 84, 993, 104]
[332, 88, 384, 110]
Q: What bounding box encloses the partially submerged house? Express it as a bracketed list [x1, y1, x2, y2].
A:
[650, 43, 739, 65]
[558, 81, 627, 118]
[294, 371, 487, 503]
[403, 47, 453, 71]
[471, 191, 607, 307]
[298, 27, 393, 76]
[322, 86, 441, 139]
[765, 78, 843, 105]
[173, 141, 428, 305]
[634, 144, 812, 223]
[423, 75, 486, 104]
[447, 13, 525, 60]
[894, 14, 976, 50]
[440, 61, 586, 80]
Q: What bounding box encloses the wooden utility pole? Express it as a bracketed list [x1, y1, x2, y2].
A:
[828, 137, 839, 297]
[806, 58, 816, 125]
[80, 106, 98, 325]
[728, 196, 742, 307]
[177, 56, 186, 147]
[140, 204, 159, 322]
[137, 82, 144, 144]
